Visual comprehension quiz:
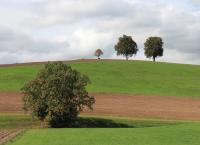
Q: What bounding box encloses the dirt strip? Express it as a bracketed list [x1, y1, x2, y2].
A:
[84, 93, 200, 120]
[1, 92, 200, 120]
[0, 92, 23, 113]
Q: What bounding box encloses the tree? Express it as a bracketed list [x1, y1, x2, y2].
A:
[95, 49, 103, 59]
[115, 35, 138, 60]
[21, 62, 95, 127]
[144, 37, 164, 62]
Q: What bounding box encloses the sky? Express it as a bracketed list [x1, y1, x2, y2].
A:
[0, 0, 200, 64]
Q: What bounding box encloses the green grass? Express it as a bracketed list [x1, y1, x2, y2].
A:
[0, 61, 200, 97]
[7, 123, 200, 145]
[2, 114, 200, 145]
[72, 61, 200, 97]
[0, 114, 40, 129]
[0, 65, 42, 91]
[0, 114, 178, 129]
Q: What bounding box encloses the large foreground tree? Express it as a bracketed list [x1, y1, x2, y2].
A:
[22, 62, 95, 127]
[144, 37, 164, 62]
[115, 35, 138, 60]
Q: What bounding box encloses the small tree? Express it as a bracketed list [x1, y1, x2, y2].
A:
[144, 37, 164, 62]
[22, 62, 95, 127]
[115, 35, 138, 60]
[95, 49, 103, 59]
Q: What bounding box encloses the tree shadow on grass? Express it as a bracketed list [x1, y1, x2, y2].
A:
[67, 117, 133, 128]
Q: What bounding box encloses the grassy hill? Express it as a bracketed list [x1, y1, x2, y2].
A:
[1, 60, 200, 145]
[0, 60, 199, 97]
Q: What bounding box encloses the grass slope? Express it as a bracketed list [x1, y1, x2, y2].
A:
[7, 123, 200, 145]
[0, 114, 40, 129]
[0, 60, 199, 97]
[0, 114, 177, 129]
[0, 65, 42, 91]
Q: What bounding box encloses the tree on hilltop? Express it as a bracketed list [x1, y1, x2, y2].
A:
[144, 37, 164, 62]
[95, 49, 103, 59]
[115, 35, 138, 60]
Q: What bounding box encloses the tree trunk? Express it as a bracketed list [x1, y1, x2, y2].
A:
[41, 119, 45, 128]
[126, 56, 128, 60]
[153, 56, 156, 62]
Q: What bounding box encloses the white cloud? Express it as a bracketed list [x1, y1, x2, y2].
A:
[192, 0, 200, 6]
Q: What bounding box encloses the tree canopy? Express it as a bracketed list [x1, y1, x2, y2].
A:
[115, 35, 138, 60]
[144, 37, 164, 62]
[95, 49, 103, 59]
[22, 62, 95, 127]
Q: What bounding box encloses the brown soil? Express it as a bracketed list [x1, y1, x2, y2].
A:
[1, 92, 200, 121]
[0, 92, 23, 113]
[84, 93, 200, 120]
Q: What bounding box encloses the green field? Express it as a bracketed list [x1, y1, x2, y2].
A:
[0, 114, 40, 129]
[2, 114, 200, 145]
[0, 114, 179, 129]
[1, 60, 200, 145]
[0, 60, 200, 97]
[6, 122, 200, 145]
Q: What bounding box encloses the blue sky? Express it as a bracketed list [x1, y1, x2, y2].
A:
[0, 0, 200, 64]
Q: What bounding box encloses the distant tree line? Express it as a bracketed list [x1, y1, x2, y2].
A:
[95, 35, 164, 62]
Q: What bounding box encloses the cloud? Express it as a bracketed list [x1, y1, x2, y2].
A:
[0, 26, 70, 63]
[192, 0, 200, 6]
[0, 0, 199, 64]
[159, 6, 200, 52]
